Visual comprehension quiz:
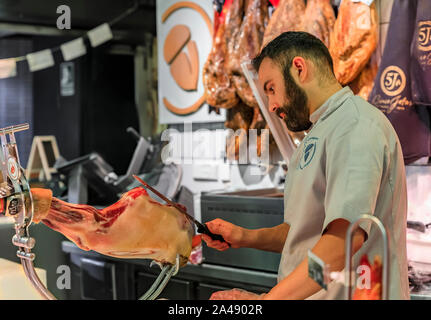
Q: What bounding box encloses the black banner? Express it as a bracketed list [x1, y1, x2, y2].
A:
[0, 299, 427, 318]
[411, 0, 431, 106]
[368, 0, 431, 164]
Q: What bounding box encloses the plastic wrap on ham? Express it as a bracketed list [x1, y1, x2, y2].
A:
[31, 187, 194, 266]
[261, 0, 305, 49]
[202, 0, 241, 109]
[329, 0, 378, 85]
[301, 0, 335, 47]
[231, 0, 269, 108]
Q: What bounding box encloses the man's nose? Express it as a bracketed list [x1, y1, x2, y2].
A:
[269, 104, 279, 113]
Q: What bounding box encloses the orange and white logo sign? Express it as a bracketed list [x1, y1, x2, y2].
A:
[418, 21, 431, 52]
[163, 24, 200, 92]
[380, 66, 406, 97]
[157, 0, 226, 124]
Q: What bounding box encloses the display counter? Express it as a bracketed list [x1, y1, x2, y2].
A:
[61, 241, 277, 300]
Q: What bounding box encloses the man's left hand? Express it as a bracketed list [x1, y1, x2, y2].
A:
[209, 288, 265, 300]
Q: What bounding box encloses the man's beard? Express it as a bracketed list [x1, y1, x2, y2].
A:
[276, 72, 312, 132]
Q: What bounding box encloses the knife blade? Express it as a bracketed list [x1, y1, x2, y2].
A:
[133, 175, 230, 246]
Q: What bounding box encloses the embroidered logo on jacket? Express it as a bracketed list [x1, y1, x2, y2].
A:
[300, 137, 318, 169]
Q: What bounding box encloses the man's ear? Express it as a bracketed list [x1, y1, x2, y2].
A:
[291, 56, 308, 83]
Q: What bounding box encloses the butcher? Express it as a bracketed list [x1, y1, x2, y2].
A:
[203, 32, 409, 300]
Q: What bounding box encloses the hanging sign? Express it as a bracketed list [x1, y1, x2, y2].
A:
[87, 23, 113, 48]
[26, 49, 55, 72]
[157, 0, 226, 124]
[61, 38, 87, 61]
[60, 62, 75, 96]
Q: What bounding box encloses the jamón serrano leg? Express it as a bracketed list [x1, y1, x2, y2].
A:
[301, 0, 335, 47]
[261, 0, 306, 49]
[202, 0, 243, 109]
[231, 0, 269, 108]
[329, 0, 378, 85]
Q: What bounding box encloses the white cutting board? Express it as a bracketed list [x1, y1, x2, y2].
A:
[0, 258, 46, 300]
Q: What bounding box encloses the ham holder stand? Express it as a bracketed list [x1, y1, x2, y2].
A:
[0, 123, 180, 300]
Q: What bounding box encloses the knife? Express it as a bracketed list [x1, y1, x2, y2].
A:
[133, 175, 230, 246]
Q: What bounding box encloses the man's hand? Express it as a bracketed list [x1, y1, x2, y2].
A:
[210, 288, 266, 300]
[202, 219, 245, 251]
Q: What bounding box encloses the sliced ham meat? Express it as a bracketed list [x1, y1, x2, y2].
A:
[261, 0, 306, 49]
[202, 0, 242, 109]
[231, 0, 269, 108]
[301, 0, 335, 47]
[329, 0, 378, 85]
[30, 188, 194, 266]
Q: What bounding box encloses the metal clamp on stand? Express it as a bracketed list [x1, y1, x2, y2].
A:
[345, 214, 390, 300]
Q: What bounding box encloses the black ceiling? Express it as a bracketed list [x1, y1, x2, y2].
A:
[0, 0, 156, 43]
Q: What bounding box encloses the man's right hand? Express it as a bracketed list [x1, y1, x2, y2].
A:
[202, 218, 246, 251]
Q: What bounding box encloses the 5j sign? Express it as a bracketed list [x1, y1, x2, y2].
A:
[157, 0, 226, 124]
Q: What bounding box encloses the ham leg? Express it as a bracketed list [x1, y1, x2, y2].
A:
[30, 187, 194, 266]
[231, 0, 269, 108]
[261, 0, 305, 49]
[329, 0, 378, 85]
[202, 0, 242, 109]
[225, 103, 254, 160]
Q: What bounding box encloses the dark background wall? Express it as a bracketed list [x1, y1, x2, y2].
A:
[80, 47, 139, 175]
[32, 36, 82, 162]
[31, 36, 139, 174]
[0, 38, 33, 167]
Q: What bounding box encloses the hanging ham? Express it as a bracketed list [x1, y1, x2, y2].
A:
[329, 0, 378, 85]
[261, 0, 305, 49]
[301, 0, 335, 47]
[202, 0, 242, 109]
[230, 0, 269, 108]
[225, 103, 254, 160]
[349, 51, 378, 101]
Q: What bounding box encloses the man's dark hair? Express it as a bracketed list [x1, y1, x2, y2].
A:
[252, 32, 336, 84]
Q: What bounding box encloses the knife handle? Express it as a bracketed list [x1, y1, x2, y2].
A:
[198, 224, 231, 247]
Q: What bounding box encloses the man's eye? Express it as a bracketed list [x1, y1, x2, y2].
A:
[269, 87, 275, 94]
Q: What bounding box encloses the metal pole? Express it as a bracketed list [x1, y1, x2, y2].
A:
[345, 214, 389, 300]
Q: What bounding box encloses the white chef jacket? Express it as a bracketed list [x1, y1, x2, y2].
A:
[278, 86, 410, 300]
